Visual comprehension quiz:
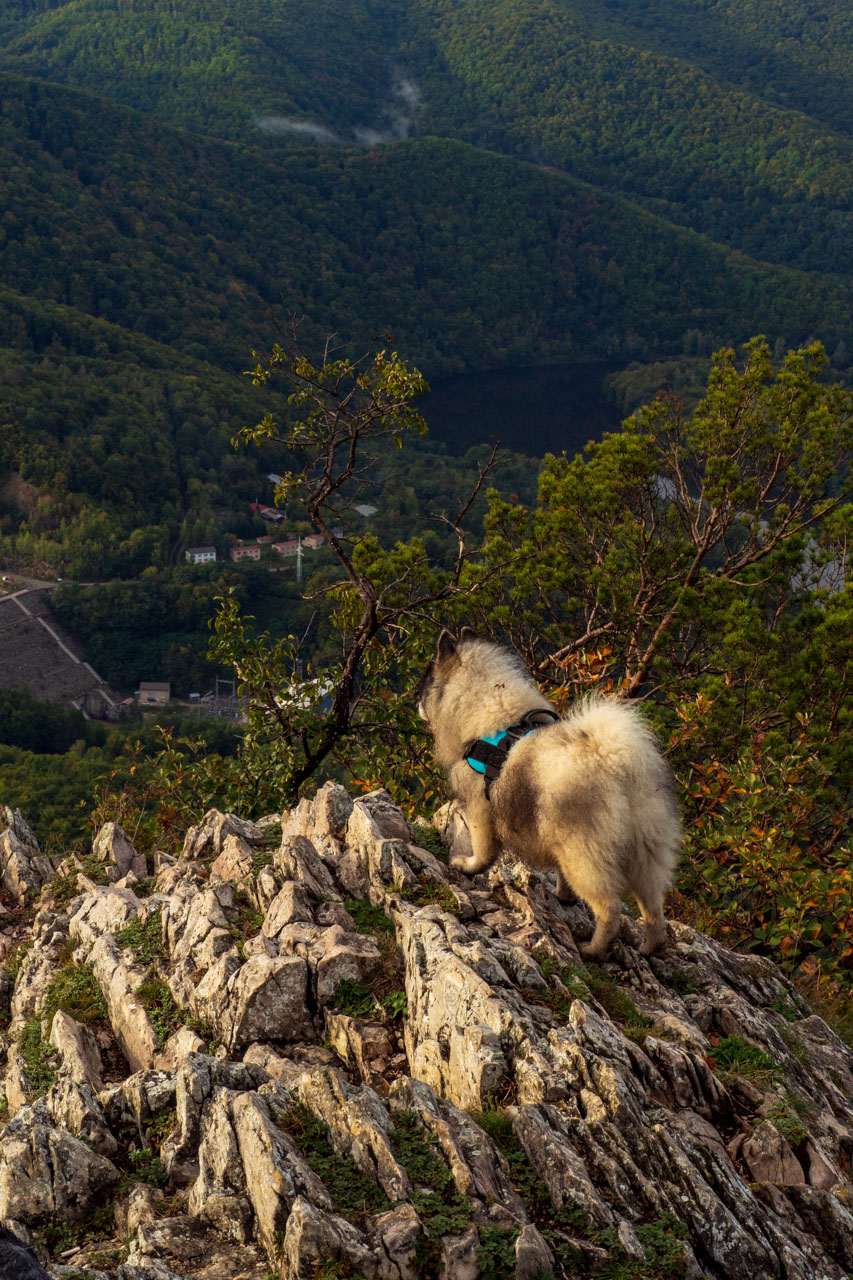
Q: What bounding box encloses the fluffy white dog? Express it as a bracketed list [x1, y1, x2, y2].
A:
[419, 630, 680, 957]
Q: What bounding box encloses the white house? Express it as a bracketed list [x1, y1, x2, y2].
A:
[185, 546, 217, 564]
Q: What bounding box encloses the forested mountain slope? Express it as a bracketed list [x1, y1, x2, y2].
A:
[1, 0, 852, 280]
[2, 71, 851, 382]
[585, 0, 853, 135]
[2, 0, 853, 597]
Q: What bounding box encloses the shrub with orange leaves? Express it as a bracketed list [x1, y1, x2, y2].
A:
[672, 699, 853, 982]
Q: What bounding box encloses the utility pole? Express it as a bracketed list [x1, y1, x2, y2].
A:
[296, 536, 303, 584]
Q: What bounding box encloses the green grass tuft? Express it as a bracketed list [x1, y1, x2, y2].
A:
[710, 1035, 781, 1086]
[345, 897, 395, 937]
[42, 962, 109, 1029]
[115, 911, 164, 967]
[390, 1110, 471, 1273]
[280, 1102, 390, 1218]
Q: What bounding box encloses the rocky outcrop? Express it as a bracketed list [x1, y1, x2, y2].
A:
[0, 808, 56, 905]
[0, 783, 850, 1279]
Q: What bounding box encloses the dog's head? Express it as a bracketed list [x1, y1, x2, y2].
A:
[417, 627, 479, 729]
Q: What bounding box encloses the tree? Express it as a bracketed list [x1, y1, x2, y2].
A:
[480, 338, 853, 762]
[202, 330, 501, 809]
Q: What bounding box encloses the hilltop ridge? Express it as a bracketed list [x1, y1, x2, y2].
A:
[0, 787, 851, 1278]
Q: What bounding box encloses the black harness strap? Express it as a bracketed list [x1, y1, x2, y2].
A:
[464, 707, 559, 797]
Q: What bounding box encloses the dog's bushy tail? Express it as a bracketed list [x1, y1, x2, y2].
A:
[564, 695, 681, 879]
[564, 695, 661, 782]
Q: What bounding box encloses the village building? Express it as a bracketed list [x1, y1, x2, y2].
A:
[138, 681, 171, 705]
[249, 502, 284, 524]
[272, 538, 300, 557]
[185, 546, 216, 564]
[230, 543, 261, 562]
[302, 533, 325, 550]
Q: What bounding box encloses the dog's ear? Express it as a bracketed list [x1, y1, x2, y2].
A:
[459, 626, 479, 645]
[436, 629, 457, 661]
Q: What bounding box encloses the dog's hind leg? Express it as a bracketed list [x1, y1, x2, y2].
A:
[580, 896, 622, 959]
[449, 791, 500, 875]
[553, 867, 577, 904]
[635, 889, 668, 955]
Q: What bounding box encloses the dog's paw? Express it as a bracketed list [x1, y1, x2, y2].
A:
[554, 886, 577, 905]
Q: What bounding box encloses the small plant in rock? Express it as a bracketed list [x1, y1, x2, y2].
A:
[126, 1146, 168, 1189]
[3, 941, 31, 983]
[390, 1110, 471, 1276]
[411, 823, 449, 864]
[472, 1108, 554, 1217]
[42, 962, 109, 1028]
[475, 1224, 521, 1279]
[598, 1215, 688, 1279]
[233, 887, 265, 938]
[400, 879, 457, 912]
[136, 977, 186, 1046]
[778, 1024, 808, 1062]
[46, 867, 82, 908]
[313, 1262, 369, 1280]
[766, 1093, 814, 1148]
[334, 979, 377, 1020]
[75, 853, 110, 885]
[382, 989, 408, 1021]
[115, 912, 164, 967]
[659, 967, 696, 997]
[37, 1204, 114, 1257]
[345, 898, 395, 938]
[282, 1102, 390, 1218]
[584, 965, 654, 1043]
[149, 1106, 178, 1146]
[709, 1035, 781, 1086]
[528, 955, 591, 1022]
[18, 1017, 57, 1097]
[770, 994, 799, 1023]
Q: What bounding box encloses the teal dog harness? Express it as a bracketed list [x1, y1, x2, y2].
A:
[465, 708, 559, 797]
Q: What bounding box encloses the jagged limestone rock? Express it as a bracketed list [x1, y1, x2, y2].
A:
[98, 1068, 176, 1141]
[153, 1025, 206, 1073]
[208, 834, 256, 886]
[181, 810, 269, 863]
[69, 884, 143, 949]
[0, 791, 850, 1280]
[281, 780, 354, 859]
[0, 1100, 120, 1223]
[296, 1067, 411, 1203]
[278, 1195, 379, 1280]
[229, 1090, 332, 1258]
[388, 1076, 526, 1218]
[92, 822, 147, 881]
[326, 1014, 395, 1090]
[89, 935, 160, 1072]
[0, 808, 55, 905]
[45, 1077, 118, 1156]
[50, 1010, 105, 1092]
[262, 882, 315, 939]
